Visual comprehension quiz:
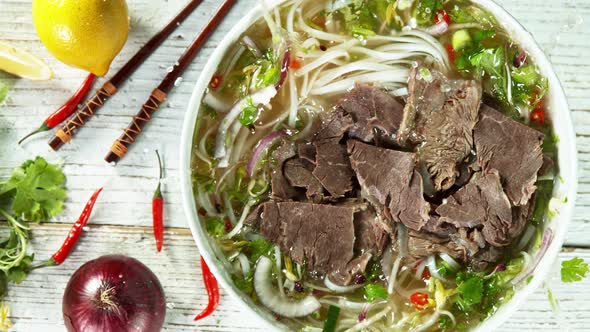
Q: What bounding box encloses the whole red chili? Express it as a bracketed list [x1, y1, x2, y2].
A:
[410, 292, 429, 310]
[153, 150, 164, 252]
[34, 187, 103, 268]
[19, 73, 96, 144]
[194, 257, 220, 321]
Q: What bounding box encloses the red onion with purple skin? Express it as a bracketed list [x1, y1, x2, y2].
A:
[62, 255, 166, 332]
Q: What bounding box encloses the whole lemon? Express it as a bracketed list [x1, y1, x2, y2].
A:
[32, 0, 130, 76]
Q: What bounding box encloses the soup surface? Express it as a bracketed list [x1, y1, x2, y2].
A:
[191, 0, 557, 330]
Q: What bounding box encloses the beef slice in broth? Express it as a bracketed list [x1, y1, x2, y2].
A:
[284, 157, 324, 202]
[436, 171, 515, 247]
[256, 201, 355, 274]
[474, 105, 544, 206]
[347, 140, 430, 231]
[353, 205, 389, 256]
[313, 138, 355, 197]
[270, 139, 300, 200]
[398, 66, 482, 191]
[338, 85, 404, 143]
[407, 230, 467, 261]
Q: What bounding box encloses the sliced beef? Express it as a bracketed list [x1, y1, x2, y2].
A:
[353, 205, 389, 256]
[347, 140, 430, 231]
[329, 253, 372, 286]
[407, 230, 467, 261]
[314, 108, 353, 142]
[538, 155, 555, 177]
[474, 105, 544, 206]
[470, 245, 503, 271]
[436, 171, 514, 247]
[256, 201, 355, 274]
[284, 158, 324, 202]
[398, 66, 482, 191]
[270, 139, 299, 200]
[313, 139, 354, 197]
[337, 85, 404, 143]
[298, 143, 317, 165]
[422, 216, 457, 238]
[397, 66, 452, 145]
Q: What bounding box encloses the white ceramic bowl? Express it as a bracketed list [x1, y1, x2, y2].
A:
[180, 1, 578, 330]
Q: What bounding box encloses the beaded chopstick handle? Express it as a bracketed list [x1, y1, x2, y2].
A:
[104, 0, 237, 163]
[47, 0, 203, 151]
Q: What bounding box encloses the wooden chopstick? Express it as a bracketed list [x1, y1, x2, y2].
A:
[104, 0, 237, 163]
[48, 0, 205, 151]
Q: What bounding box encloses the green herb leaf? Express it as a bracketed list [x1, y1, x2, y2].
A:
[244, 239, 273, 264]
[239, 97, 259, 127]
[364, 260, 382, 282]
[322, 305, 340, 332]
[6, 255, 32, 284]
[1, 157, 66, 222]
[455, 273, 484, 312]
[561, 257, 589, 283]
[413, 0, 442, 26]
[364, 283, 387, 301]
[205, 217, 226, 238]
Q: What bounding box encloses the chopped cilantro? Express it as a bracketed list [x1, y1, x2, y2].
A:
[0, 157, 66, 222]
[244, 239, 273, 264]
[364, 283, 387, 301]
[364, 259, 382, 282]
[412, 0, 443, 26]
[238, 96, 259, 127]
[438, 314, 452, 329]
[561, 257, 589, 283]
[233, 270, 254, 296]
[205, 217, 226, 238]
[455, 273, 484, 311]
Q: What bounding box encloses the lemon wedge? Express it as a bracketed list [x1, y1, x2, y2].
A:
[0, 41, 53, 81]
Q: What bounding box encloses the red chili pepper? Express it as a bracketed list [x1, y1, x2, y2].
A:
[210, 75, 223, 90]
[410, 292, 429, 310]
[530, 108, 545, 124]
[289, 57, 302, 70]
[421, 268, 431, 280]
[33, 188, 103, 268]
[152, 150, 164, 252]
[195, 257, 220, 321]
[445, 44, 457, 64]
[223, 217, 232, 233]
[434, 10, 451, 25]
[19, 73, 96, 144]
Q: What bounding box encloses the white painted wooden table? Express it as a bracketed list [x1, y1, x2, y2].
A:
[0, 0, 589, 331]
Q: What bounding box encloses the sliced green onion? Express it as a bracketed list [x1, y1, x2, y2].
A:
[322, 305, 340, 332]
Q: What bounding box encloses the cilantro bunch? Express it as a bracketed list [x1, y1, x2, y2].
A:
[0, 157, 66, 293]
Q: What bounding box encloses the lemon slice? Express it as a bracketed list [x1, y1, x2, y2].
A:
[0, 41, 53, 81]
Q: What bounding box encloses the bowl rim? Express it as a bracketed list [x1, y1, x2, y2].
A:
[179, 0, 578, 330]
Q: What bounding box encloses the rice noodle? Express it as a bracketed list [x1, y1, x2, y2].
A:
[426, 255, 446, 281]
[438, 253, 461, 271]
[324, 276, 363, 293]
[236, 253, 251, 276]
[345, 306, 391, 332]
[319, 297, 369, 310]
[312, 61, 399, 88]
[288, 72, 299, 127]
[275, 246, 285, 296]
[311, 69, 408, 95]
[196, 188, 218, 217]
[225, 200, 256, 238]
[203, 92, 231, 112]
[387, 255, 403, 294]
[196, 124, 216, 166]
[297, 10, 350, 42]
[296, 49, 350, 76]
[410, 310, 441, 332]
[223, 193, 237, 225]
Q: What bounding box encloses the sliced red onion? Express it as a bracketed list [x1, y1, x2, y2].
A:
[241, 36, 262, 58]
[254, 256, 320, 317]
[275, 49, 291, 91]
[513, 49, 527, 68]
[214, 86, 277, 162]
[423, 21, 449, 36]
[246, 130, 286, 177]
[511, 228, 553, 285]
